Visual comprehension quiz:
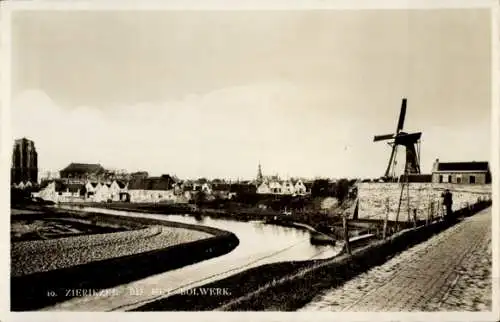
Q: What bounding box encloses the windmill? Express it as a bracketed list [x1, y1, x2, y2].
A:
[374, 98, 422, 180]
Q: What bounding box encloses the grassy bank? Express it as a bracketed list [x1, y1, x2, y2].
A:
[11, 207, 239, 311]
[133, 200, 491, 311]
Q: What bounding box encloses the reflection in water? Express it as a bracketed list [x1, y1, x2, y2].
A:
[64, 206, 336, 260]
[49, 205, 342, 311]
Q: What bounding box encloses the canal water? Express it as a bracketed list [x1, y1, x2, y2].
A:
[45, 206, 342, 311]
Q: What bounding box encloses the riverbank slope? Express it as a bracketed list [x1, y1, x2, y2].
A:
[11, 206, 239, 311]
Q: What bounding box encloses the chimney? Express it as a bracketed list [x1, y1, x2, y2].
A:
[432, 158, 440, 172]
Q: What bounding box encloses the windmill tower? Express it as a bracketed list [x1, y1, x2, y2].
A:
[374, 98, 423, 225]
[373, 98, 422, 180]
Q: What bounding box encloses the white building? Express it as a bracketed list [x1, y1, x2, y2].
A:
[35, 180, 86, 203]
[201, 183, 212, 194]
[128, 177, 176, 203]
[294, 179, 307, 195]
[35, 181, 59, 202]
[110, 180, 128, 201]
[257, 178, 309, 196]
[94, 183, 112, 202]
[257, 181, 271, 194]
[85, 181, 98, 199]
[128, 189, 176, 203]
[281, 180, 295, 195]
[269, 181, 283, 194]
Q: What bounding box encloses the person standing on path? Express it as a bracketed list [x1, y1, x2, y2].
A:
[441, 189, 453, 219]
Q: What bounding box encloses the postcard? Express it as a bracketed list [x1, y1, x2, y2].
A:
[1, 1, 498, 321]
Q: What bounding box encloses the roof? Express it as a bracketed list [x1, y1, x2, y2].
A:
[66, 183, 85, 193]
[60, 163, 105, 174]
[230, 183, 257, 194]
[128, 179, 146, 190]
[131, 171, 149, 178]
[129, 177, 173, 191]
[436, 161, 489, 172]
[212, 183, 231, 191]
[39, 180, 51, 189]
[399, 174, 433, 183]
[148, 177, 173, 190]
[53, 180, 67, 192]
[115, 180, 127, 189]
[161, 174, 176, 182]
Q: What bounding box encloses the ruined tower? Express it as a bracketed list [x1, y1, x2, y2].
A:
[11, 137, 38, 185]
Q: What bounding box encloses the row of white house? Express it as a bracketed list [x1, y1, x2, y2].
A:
[34, 179, 192, 204]
[256, 179, 309, 195]
[33, 177, 312, 204]
[34, 180, 130, 203]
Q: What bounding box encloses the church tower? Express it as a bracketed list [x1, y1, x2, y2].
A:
[256, 162, 263, 184]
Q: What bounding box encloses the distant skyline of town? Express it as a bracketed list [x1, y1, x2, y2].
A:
[11, 9, 491, 179]
[11, 135, 492, 183]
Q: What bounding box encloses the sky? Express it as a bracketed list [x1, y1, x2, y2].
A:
[10, 9, 492, 179]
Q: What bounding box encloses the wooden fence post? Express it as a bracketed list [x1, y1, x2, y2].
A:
[426, 202, 429, 225]
[427, 201, 433, 225]
[352, 198, 359, 220]
[343, 215, 351, 255]
[383, 197, 389, 239]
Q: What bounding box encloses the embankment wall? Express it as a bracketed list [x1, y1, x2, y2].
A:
[357, 182, 491, 222]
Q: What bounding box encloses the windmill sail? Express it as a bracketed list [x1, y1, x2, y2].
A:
[384, 144, 397, 178]
[375, 98, 421, 178]
[396, 98, 407, 133]
[373, 133, 395, 142]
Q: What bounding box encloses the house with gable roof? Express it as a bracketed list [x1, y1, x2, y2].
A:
[110, 180, 128, 201]
[257, 181, 271, 194]
[128, 175, 176, 203]
[431, 159, 491, 184]
[85, 181, 99, 199]
[281, 179, 295, 195]
[293, 179, 308, 195]
[94, 182, 112, 202]
[60, 163, 106, 183]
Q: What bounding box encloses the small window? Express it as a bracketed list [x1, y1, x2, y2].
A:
[470, 175, 476, 184]
[456, 177, 462, 184]
[439, 175, 443, 183]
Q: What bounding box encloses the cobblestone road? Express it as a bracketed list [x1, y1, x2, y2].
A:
[300, 207, 492, 312]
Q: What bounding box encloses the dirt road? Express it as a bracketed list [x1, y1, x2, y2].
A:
[301, 207, 492, 311]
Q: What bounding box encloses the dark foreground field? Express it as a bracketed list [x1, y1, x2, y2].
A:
[11, 213, 139, 242]
[11, 207, 239, 311]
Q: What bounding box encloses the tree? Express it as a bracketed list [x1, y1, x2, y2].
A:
[311, 179, 330, 198]
[194, 190, 207, 209]
[335, 178, 351, 203]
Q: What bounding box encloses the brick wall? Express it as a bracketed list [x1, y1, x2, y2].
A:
[357, 182, 491, 222]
